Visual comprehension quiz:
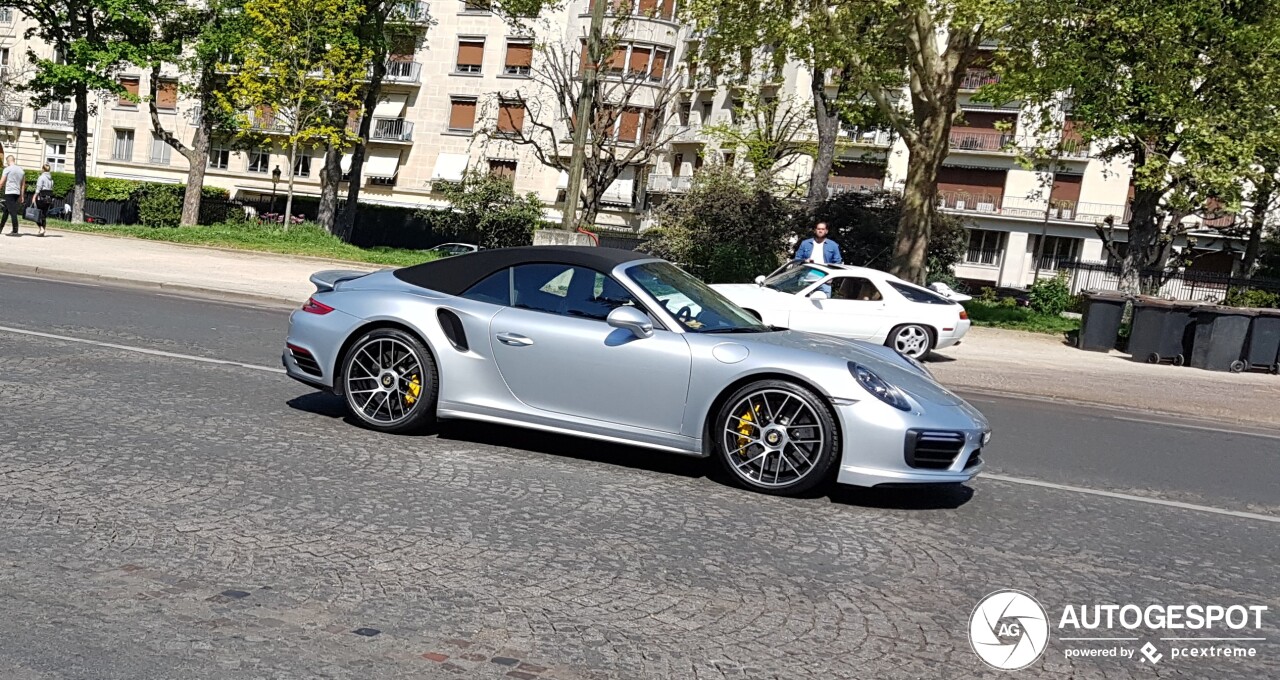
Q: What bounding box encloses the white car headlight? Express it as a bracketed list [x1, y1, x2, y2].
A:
[848, 362, 912, 411]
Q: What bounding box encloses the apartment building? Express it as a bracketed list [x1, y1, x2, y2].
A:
[0, 3, 1244, 288]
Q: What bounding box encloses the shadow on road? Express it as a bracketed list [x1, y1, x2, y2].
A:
[827, 483, 974, 510]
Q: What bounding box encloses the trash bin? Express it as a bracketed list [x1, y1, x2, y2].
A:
[1241, 308, 1280, 374]
[1127, 297, 1199, 365]
[1078, 290, 1128, 352]
[1189, 306, 1257, 372]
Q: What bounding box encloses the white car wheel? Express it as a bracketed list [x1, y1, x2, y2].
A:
[889, 324, 933, 359]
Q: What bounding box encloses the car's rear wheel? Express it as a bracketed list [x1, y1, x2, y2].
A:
[714, 380, 839, 496]
[888, 324, 933, 359]
[341, 328, 437, 433]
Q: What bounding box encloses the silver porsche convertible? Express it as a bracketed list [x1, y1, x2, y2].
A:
[283, 247, 989, 496]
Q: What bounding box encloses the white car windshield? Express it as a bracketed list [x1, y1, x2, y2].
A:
[762, 263, 828, 294]
[627, 262, 772, 333]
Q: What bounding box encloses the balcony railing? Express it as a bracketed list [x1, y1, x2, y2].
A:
[828, 182, 884, 197]
[35, 107, 73, 127]
[964, 247, 1004, 266]
[249, 115, 291, 134]
[942, 193, 1133, 224]
[667, 124, 704, 143]
[647, 174, 694, 193]
[959, 68, 1000, 90]
[389, 1, 430, 25]
[949, 129, 1016, 153]
[839, 127, 894, 147]
[0, 105, 21, 123]
[382, 60, 422, 84]
[370, 117, 413, 142]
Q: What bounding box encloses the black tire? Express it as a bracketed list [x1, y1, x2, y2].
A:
[1270, 363, 1279, 375]
[886, 323, 934, 359]
[1173, 354, 1186, 367]
[1230, 360, 1247, 373]
[713, 379, 840, 496]
[340, 327, 438, 434]
[1147, 352, 1161, 364]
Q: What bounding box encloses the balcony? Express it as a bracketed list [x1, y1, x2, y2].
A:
[949, 129, 1016, 154]
[389, 1, 430, 25]
[647, 174, 693, 193]
[828, 182, 884, 197]
[839, 127, 894, 148]
[941, 193, 1133, 225]
[35, 107, 73, 127]
[382, 60, 422, 84]
[370, 117, 413, 142]
[959, 68, 1000, 91]
[667, 124, 704, 143]
[249, 114, 291, 135]
[964, 247, 1004, 267]
[0, 105, 21, 123]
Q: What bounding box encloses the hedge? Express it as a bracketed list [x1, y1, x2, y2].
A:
[23, 170, 229, 202]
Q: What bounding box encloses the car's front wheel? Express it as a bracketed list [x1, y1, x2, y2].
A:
[341, 328, 437, 433]
[888, 324, 933, 359]
[714, 380, 839, 496]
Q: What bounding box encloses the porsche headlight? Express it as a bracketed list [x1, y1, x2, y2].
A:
[849, 362, 912, 411]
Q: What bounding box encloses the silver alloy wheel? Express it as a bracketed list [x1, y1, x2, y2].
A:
[893, 325, 931, 359]
[344, 337, 425, 426]
[721, 388, 825, 488]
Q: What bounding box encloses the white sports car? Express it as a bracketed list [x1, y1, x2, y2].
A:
[712, 262, 971, 359]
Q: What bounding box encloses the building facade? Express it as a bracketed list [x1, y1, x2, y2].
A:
[0, 2, 1244, 288]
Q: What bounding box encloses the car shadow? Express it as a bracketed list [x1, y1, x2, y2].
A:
[827, 483, 974, 510]
[922, 352, 956, 363]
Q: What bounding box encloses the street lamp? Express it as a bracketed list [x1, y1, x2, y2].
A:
[270, 165, 281, 216]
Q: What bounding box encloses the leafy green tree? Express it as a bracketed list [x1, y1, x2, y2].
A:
[991, 0, 1280, 293]
[641, 166, 796, 283]
[685, 0, 1012, 284]
[219, 0, 369, 230]
[3, 0, 152, 222]
[433, 171, 547, 249]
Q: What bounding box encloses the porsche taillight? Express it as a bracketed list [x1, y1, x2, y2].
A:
[301, 297, 334, 315]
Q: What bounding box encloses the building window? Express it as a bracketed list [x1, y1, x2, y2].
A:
[628, 46, 651, 76]
[448, 97, 477, 132]
[156, 79, 179, 111]
[293, 154, 311, 178]
[504, 40, 533, 76]
[208, 147, 230, 170]
[964, 229, 1006, 266]
[45, 141, 67, 172]
[497, 100, 525, 136]
[488, 159, 517, 180]
[1032, 235, 1081, 271]
[0, 8, 13, 23]
[462, 0, 489, 13]
[118, 77, 140, 108]
[111, 129, 135, 161]
[248, 149, 270, 173]
[456, 39, 485, 74]
[150, 135, 172, 165]
[370, 175, 396, 187]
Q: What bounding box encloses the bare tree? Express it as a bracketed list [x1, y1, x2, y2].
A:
[702, 84, 816, 179]
[0, 53, 36, 128]
[477, 21, 684, 228]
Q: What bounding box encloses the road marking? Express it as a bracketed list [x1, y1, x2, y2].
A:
[1109, 415, 1280, 441]
[0, 325, 287, 375]
[0, 271, 100, 287]
[983, 473, 1280, 524]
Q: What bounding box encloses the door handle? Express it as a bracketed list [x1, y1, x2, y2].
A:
[495, 332, 534, 347]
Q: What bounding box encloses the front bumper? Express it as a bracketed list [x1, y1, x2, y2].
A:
[833, 397, 987, 487]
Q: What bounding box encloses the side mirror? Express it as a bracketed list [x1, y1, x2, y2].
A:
[754, 275, 766, 286]
[607, 306, 654, 339]
[810, 290, 828, 300]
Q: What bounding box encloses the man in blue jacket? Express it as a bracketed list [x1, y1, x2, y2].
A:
[794, 222, 843, 265]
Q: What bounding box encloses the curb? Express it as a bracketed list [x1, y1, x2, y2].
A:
[0, 263, 301, 308]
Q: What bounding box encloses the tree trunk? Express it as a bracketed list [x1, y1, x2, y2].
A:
[317, 145, 342, 233]
[71, 85, 88, 224]
[1119, 187, 1164, 295]
[283, 140, 298, 230]
[807, 66, 838, 208]
[180, 69, 216, 226]
[1243, 173, 1274, 276]
[337, 11, 389, 242]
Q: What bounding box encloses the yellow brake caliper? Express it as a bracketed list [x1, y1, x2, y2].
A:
[736, 406, 761, 454]
[404, 374, 421, 406]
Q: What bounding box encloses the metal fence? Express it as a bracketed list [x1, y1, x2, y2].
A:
[1059, 260, 1280, 303]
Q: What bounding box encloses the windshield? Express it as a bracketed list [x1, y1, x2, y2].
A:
[626, 262, 772, 333]
[762, 263, 829, 294]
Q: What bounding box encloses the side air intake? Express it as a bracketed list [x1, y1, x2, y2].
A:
[437, 308, 469, 352]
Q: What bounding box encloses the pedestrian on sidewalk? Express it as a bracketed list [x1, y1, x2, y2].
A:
[33, 164, 53, 237]
[793, 221, 843, 266]
[2, 155, 25, 236]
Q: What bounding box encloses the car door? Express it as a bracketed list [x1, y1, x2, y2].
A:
[488, 264, 692, 433]
[787, 275, 894, 339]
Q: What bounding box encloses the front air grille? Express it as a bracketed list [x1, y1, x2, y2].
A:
[904, 430, 966, 470]
[288, 344, 322, 377]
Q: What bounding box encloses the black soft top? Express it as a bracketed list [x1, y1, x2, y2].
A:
[393, 246, 654, 295]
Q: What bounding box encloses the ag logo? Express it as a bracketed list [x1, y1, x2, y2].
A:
[969, 590, 1049, 670]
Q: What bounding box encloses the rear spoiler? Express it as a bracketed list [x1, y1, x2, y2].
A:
[310, 269, 371, 293]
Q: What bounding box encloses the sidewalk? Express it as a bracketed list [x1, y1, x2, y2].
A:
[3, 228, 1279, 429]
[0, 227, 373, 304]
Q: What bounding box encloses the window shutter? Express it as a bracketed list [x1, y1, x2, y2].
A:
[638, 0, 658, 14]
[506, 42, 533, 68]
[498, 101, 525, 133]
[450, 99, 477, 130]
[628, 46, 651, 75]
[609, 46, 627, 71]
[618, 108, 641, 143]
[457, 40, 485, 67]
[157, 80, 178, 109]
[118, 77, 139, 107]
[651, 50, 667, 79]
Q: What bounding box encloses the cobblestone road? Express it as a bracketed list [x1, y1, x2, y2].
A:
[0, 291, 1277, 679]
